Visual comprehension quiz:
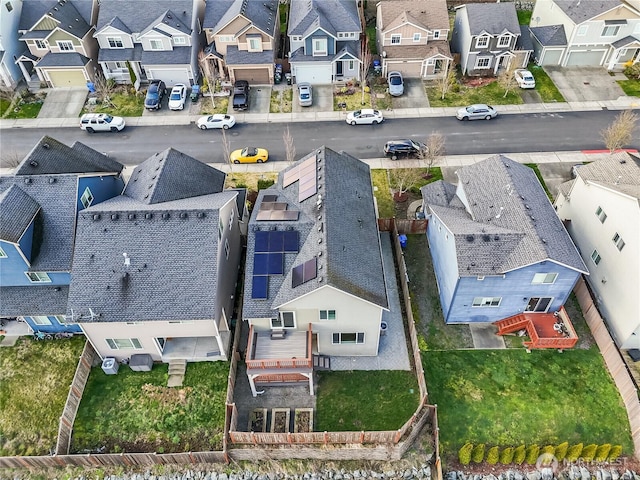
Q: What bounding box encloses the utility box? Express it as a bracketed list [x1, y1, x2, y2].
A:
[101, 357, 119, 375]
[129, 353, 153, 372]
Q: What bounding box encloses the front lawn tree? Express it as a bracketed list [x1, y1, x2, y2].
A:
[420, 132, 446, 178]
[198, 50, 215, 110]
[389, 167, 424, 202]
[498, 59, 520, 98]
[360, 47, 372, 106]
[601, 109, 638, 153]
[436, 64, 457, 100]
[283, 125, 296, 163]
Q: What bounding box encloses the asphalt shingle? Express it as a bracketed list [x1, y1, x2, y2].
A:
[464, 3, 520, 36]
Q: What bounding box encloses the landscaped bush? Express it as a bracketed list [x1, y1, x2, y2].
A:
[257, 179, 275, 190]
[525, 444, 540, 464]
[624, 62, 640, 80]
[471, 443, 486, 463]
[555, 441, 569, 461]
[513, 445, 527, 465]
[581, 444, 597, 462]
[594, 444, 611, 462]
[542, 445, 556, 457]
[486, 446, 500, 464]
[500, 447, 514, 464]
[566, 443, 584, 462]
[459, 443, 473, 465]
[608, 445, 622, 461]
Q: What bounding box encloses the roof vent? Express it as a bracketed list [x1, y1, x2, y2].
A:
[318, 223, 323, 232]
[197, 212, 205, 218]
[24, 178, 31, 184]
[318, 238, 322, 244]
[466, 235, 474, 242]
[318, 251, 322, 256]
[49, 177, 56, 184]
[180, 212, 187, 219]
[93, 214, 101, 221]
[162, 213, 170, 219]
[30, 161, 39, 167]
[494, 235, 499, 241]
[145, 213, 152, 219]
[128, 213, 136, 220]
[318, 276, 323, 283]
[482, 235, 490, 242]
[111, 214, 119, 220]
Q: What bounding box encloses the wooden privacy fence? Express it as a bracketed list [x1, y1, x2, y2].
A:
[574, 277, 640, 460]
[378, 218, 428, 235]
[55, 340, 100, 455]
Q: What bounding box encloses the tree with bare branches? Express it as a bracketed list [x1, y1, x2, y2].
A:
[388, 168, 425, 202]
[198, 51, 216, 110]
[92, 74, 117, 107]
[0, 150, 24, 170]
[360, 47, 372, 106]
[220, 127, 232, 164]
[420, 132, 446, 178]
[601, 109, 638, 153]
[436, 64, 457, 100]
[497, 60, 520, 98]
[283, 125, 296, 163]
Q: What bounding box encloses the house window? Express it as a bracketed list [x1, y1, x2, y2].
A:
[413, 33, 421, 42]
[312, 37, 327, 56]
[319, 309, 336, 320]
[224, 238, 230, 259]
[173, 36, 186, 45]
[80, 187, 94, 208]
[591, 249, 602, 265]
[106, 338, 143, 350]
[218, 218, 223, 239]
[35, 39, 47, 49]
[26, 272, 51, 283]
[497, 35, 511, 47]
[272, 312, 295, 329]
[349, 60, 354, 70]
[5, 2, 13, 12]
[532, 273, 558, 284]
[350, 32, 356, 38]
[475, 36, 489, 48]
[472, 297, 501, 307]
[292, 36, 302, 42]
[338, 33, 344, 38]
[391, 34, 401, 45]
[149, 39, 163, 50]
[113, 61, 127, 70]
[57, 41, 74, 51]
[475, 57, 491, 69]
[219, 35, 234, 43]
[433, 30, 441, 39]
[612, 233, 625, 251]
[32, 316, 52, 325]
[577, 25, 588, 36]
[332, 332, 365, 344]
[248, 36, 262, 52]
[229, 209, 234, 229]
[107, 37, 124, 48]
[0, 246, 6, 258]
[595, 206, 607, 223]
[55, 315, 67, 324]
[602, 25, 620, 37]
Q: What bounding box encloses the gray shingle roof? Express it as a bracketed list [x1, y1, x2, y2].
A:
[289, 40, 361, 63]
[15, 136, 123, 176]
[530, 25, 568, 46]
[140, 47, 191, 65]
[19, 0, 92, 38]
[574, 152, 640, 199]
[0, 185, 41, 244]
[554, 0, 621, 24]
[378, 0, 450, 33]
[517, 25, 534, 51]
[35, 51, 90, 67]
[99, 45, 143, 62]
[96, 0, 194, 35]
[463, 3, 520, 36]
[612, 34, 640, 48]
[288, 0, 360, 38]
[242, 147, 388, 320]
[205, 0, 279, 38]
[421, 155, 588, 277]
[0, 285, 69, 316]
[225, 45, 275, 65]
[124, 148, 225, 205]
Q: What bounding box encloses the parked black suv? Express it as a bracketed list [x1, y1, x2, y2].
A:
[383, 139, 426, 160]
[232, 80, 250, 111]
[144, 80, 166, 110]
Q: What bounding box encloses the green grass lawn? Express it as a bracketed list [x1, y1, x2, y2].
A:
[279, 2, 287, 34]
[334, 87, 371, 111]
[0, 336, 85, 456]
[530, 65, 566, 103]
[617, 78, 640, 97]
[371, 169, 394, 218]
[517, 10, 532, 25]
[4, 98, 44, 119]
[426, 79, 524, 107]
[366, 25, 378, 55]
[72, 362, 228, 454]
[201, 96, 229, 115]
[424, 349, 633, 458]
[87, 92, 145, 117]
[371, 82, 392, 110]
[0, 97, 11, 116]
[316, 371, 420, 431]
[525, 163, 553, 200]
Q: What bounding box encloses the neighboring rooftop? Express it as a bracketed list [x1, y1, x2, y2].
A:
[554, 0, 622, 24]
[571, 151, 640, 199]
[18, 0, 92, 38]
[96, 0, 194, 35]
[288, 0, 361, 38]
[204, 0, 279, 37]
[462, 2, 520, 35]
[378, 0, 450, 32]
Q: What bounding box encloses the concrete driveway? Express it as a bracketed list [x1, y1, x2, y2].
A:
[230, 85, 271, 114]
[293, 84, 333, 113]
[37, 87, 87, 118]
[391, 78, 429, 109]
[544, 66, 626, 102]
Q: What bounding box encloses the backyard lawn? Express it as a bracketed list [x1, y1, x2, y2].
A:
[316, 370, 420, 432]
[371, 169, 395, 218]
[0, 336, 85, 456]
[423, 349, 633, 457]
[72, 362, 228, 454]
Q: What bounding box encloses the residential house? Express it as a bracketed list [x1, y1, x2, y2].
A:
[66, 149, 244, 364]
[288, 0, 362, 84]
[242, 147, 389, 396]
[202, 0, 279, 84]
[375, 0, 453, 79]
[15, 0, 99, 88]
[451, 2, 532, 76]
[0, 0, 24, 89]
[530, 0, 640, 69]
[420, 155, 587, 325]
[555, 153, 640, 349]
[0, 136, 125, 334]
[94, 0, 205, 86]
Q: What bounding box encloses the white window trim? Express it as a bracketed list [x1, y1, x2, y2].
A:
[390, 34, 401, 45]
[80, 186, 94, 209]
[602, 25, 620, 37]
[413, 33, 421, 42]
[591, 249, 601, 265]
[224, 238, 230, 259]
[218, 218, 224, 240]
[55, 315, 67, 324]
[247, 36, 262, 52]
[475, 57, 491, 69]
[107, 37, 124, 48]
[532, 273, 558, 285]
[106, 338, 143, 350]
[577, 25, 588, 36]
[219, 35, 234, 43]
[26, 271, 51, 283]
[612, 233, 625, 251]
[319, 309, 336, 321]
[332, 332, 365, 344]
[312, 37, 327, 56]
[32, 316, 52, 325]
[229, 209, 235, 230]
[497, 35, 511, 47]
[0, 246, 6, 258]
[57, 40, 74, 51]
[475, 36, 489, 48]
[149, 39, 163, 50]
[34, 39, 47, 49]
[472, 297, 501, 307]
[433, 30, 441, 40]
[595, 206, 607, 223]
[173, 36, 186, 45]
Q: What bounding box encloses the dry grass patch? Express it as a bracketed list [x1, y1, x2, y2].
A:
[225, 172, 278, 191]
[200, 96, 229, 115]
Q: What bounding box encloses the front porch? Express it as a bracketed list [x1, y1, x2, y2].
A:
[494, 307, 578, 350]
[161, 335, 229, 362]
[245, 324, 313, 397]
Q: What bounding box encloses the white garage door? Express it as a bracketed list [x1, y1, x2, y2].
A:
[293, 64, 331, 84]
[565, 50, 605, 66]
[146, 68, 191, 86]
[540, 49, 563, 66]
[47, 69, 86, 87]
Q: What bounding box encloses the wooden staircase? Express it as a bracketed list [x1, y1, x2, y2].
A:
[494, 308, 578, 350]
[495, 313, 530, 335]
[313, 355, 331, 370]
[167, 359, 187, 387]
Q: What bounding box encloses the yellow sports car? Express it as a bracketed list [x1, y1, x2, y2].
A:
[229, 146, 269, 164]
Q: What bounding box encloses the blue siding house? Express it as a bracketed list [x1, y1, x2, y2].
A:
[421, 155, 588, 324]
[0, 136, 124, 334]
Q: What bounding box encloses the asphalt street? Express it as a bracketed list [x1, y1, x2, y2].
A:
[2, 110, 639, 166]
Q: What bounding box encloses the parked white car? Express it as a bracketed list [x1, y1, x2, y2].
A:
[514, 69, 535, 89]
[80, 113, 126, 133]
[345, 109, 384, 125]
[456, 104, 498, 121]
[197, 114, 236, 130]
[168, 84, 187, 110]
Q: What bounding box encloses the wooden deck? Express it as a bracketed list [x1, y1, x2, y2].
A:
[494, 307, 578, 349]
[245, 324, 313, 371]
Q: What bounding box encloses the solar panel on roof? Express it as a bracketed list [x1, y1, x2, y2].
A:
[292, 264, 304, 288]
[272, 202, 287, 210]
[292, 257, 317, 287]
[253, 253, 269, 275]
[262, 195, 278, 202]
[284, 230, 299, 252]
[261, 202, 275, 211]
[251, 275, 268, 299]
[255, 231, 269, 252]
[256, 210, 271, 221]
[283, 167, 300, 187]
[267, 252, 284, 275]
[269, 231, 285, 252]
[282, 211, 299, 221]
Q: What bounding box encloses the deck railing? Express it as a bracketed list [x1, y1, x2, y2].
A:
[245, 324, 313, 370]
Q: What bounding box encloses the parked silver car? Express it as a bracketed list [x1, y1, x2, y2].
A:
[387, 71, 404, 96]
[456, 104, 498, 121]
[298, 82, 312, 107]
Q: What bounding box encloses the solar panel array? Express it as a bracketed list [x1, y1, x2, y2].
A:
[282, 155, 317, 202]
[256, 199, 299, 221]
[251, 230, 300, 299]
[292, 257, 317, 288]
